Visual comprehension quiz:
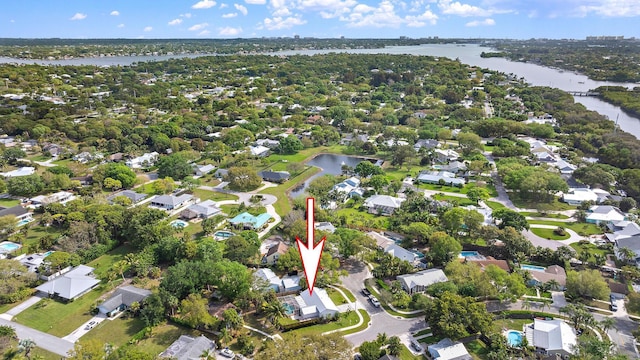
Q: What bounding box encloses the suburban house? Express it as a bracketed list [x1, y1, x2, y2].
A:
[437, 161, 467, 174]
[97, 285, 152, 317]
[416, 170, 465, 186]
[254, 268, 301, 293]
[332, 177, 364, 199]
[16, 251, 54, 272]
[396, 269, 449, 294]
[363, 195, 405, 216]
[262, 241, 289, 265]
[524, 319, 577, 358]
[378, 355, 400, 360]
[125, 152, 159, 169]
[159, 335, 216, 360]
[384, 243, 420, 264]
[228, 211, 272, 230]
[180, 200, 222, 220]
[315, 222, 336, 233]
[256, 138, 281, 149]
[413, 139, 440, 152]
[427, 338, 472, 360]
[29, 191, 76, 208]
[149, 194, 194, 211]
[107, 190, 147, 204]
[434, 149, 460, 163]
[464, 257, 511, 272]
[258, 170, 291, 183]
[249, 145, 270, 157]
[35, 265, 100, 301]
[293, 288, 339, 320]
[585, 205, 626, 225]
[1, 166, 35, 178]
[340, 133, 369, 145]
[562, 188, 599, 205]
[72, 152, 102, 164]
[553, 159, 578, 174]
[367, 231, 395, 249]
[0, 205, 33, 223]
[193, 164, 216, 177]
[523, 265, 567, 289]
[606, 221, 640, 243]
[614, 236, 640, 265]
[213, 168, 229, 179]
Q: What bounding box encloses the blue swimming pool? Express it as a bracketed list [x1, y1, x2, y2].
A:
[521, 264, 546, 272]
[0, 241, 21, 252]
[283, 303, 295, 315]
[43, 251, 53, 257]
[506, 330, 523, 347]
[214, 231, 235, 239]
[17, 218, 33, 227]
[460, 251, 480, 257]
[170, 220, 189, 228]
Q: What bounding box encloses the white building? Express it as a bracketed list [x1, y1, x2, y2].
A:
[363, 195, 405, 216]
[585, 205, 626, 225]
[396, 269, 448, 294]
[29, 191, 76, 208]
[1, 167, 35, 178]
[126, 152, 159, 169]
[427, 338, 472, 360]
[562, 188, 599, 205]
[525, 319, 577, 358]
[294, 288, 339, 320]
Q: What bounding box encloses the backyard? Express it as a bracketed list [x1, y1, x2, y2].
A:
[83, 316, 146, 348]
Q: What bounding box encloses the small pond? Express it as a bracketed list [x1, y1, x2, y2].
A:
[289, 154, 371, 198]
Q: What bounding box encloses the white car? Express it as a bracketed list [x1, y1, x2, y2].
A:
[411, 339, 423, 352]
[220, 348, 235, 358]
[369, 297, 381, 308]
[85, 321, 97, 330]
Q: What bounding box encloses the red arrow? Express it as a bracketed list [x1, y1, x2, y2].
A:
[296, 197, 325, 295]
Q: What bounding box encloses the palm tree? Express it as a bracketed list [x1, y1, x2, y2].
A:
[264, 301, 286, 327]
[219, 328, 232, 347]
[593, 253, 606, 267]
[522, 299, 532, 311]
[600, 317, 616, 334]
[579, 251, 591, 266]
[387, 336, 402, 356]
[545, 279, 560, 292]
[19, 338, 36, 359]
[619, 247, 636, 264]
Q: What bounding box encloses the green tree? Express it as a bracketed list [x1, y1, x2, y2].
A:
[386, 336, 402, 356]
[457, 132, 483, 156]
[226, 167, 262, 191]
[466, 187, 490, 205]
[180, 293, 214, 328]
[140, 293, 165, 327]
[7, 175, 45, 196]
[391, 145, 415, 167]
[354, 161, 383, 178]
[222, 308, 244, 331]
[367, 174, 389, 193]
[428, 231, 462, 267]
[255, 332, 351, 360]
[94, 163, 136, 188]
[492, 208, 529, 231]
[222, 127, 255, 150]
[359, 340, 384, 360]
[223, 235, 259, 265]
[2, 147, 26, 165]
[277, 136, 304, 154]
[156, 154, 193, 180]
[424, 292, 493, 339]
[565, 269, 610, 300]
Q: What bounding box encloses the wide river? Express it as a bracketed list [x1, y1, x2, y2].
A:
[2, 44, 639, 137]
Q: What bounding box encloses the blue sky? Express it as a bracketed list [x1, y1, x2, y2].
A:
[1, 0, 640, 39]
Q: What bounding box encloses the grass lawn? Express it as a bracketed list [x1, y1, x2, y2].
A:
[340, 310, 371, 335]
[84, 316, 146, 348]
[334, 207, 390, 230]
[220, 204, 241, 216]
[399, 344, 427, 360]
[14, 225, 64, 256]
[431, 194, 477, 207]
[266, 145, 348, 163]
[584, 299, 611, 311]
[528, 220, 602, 236]
[466, 339, 489, 360]
[512, 198, 576, 211]
[519, 212, 570, 219]
[289, 311, 361, 336]
[190, 188, 238, 202]
[485, 200, 506, 210]
[413, 328, 432, 337]
[14, 284, 110, 337]
[531, 227, 570, 240]
[0, 198, 21, 207]
[335, 286, 356, 302]
[87, 244, 136, 280]
[135, 321, 199, 356]
[493, 318, 531, 333]
[327, 288, 350, 306]
[569, 242, 612, 262]
[1, 341, 61, 360]
[418, 334, 444, 344]
[259, 166, 320, 216]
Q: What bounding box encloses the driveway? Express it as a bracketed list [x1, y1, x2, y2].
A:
[0, 317, 74, 357]
[339, 259, 428, 348]
[523, 229, 576, 251]
[62, 313, 108, 342]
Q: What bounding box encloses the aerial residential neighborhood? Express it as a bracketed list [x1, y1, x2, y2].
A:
[1, 8, 640, 360]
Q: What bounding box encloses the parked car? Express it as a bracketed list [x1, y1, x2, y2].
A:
[370, 297, 380, 308]
[610, 303, 618, 311]
[220, 348, 235, 358]
[362, 288, 371, 297]
[85, 321, 97, 330]
[411, 339, 423, 352]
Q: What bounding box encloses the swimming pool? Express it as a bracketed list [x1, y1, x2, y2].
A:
[0, 241, 21, 253]
[170, 220, 189, 228]
[459, 251, 480, 257]
[283, 303, 295, 316]
[214, 231, 235, 240]
[521, 264, 546, 272]
[17, 218, 33, 227]
[506, 330, 523, 347]
[43, 251, 54, 257]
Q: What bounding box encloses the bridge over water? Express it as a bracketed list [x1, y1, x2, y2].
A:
[567, 91, 601, 96]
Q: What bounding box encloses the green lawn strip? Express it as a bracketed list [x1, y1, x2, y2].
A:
[334, 286, 357, 302]
[334, 207, 390, 229]
[135, 321, 200, 356]
[220, 204, 241, 216]
[399, 344, 427, 360]
[327, 288, 350, 306]
[530, 228, 570, 240]
[339, 310, 371, 335]
[583, 299, 611, 311]
[519, 212, 570, 219]
[466, 339, 489, 360]
[569, 242, 612, 263]
[190, 188, 238, 202]
[418, 333, 444, 344]
[492, 318, 531, 333]
[87, 244, 136, 280]
[413, 328, 432, 337]
[484, 200, 506, 210]
[512, 198, 576, 211]
[0, 198, 21, 207]
[364, 279, 424, 318]
[14, 284, 110, 337]
[288, 311, 361, 336]
[431, 194, 477, 207]
[528, 220, 602, 236]
[259, 166, 321, 215]
[1, 340, 61, 360]
[83, 316, 146, 348]
[266, 145, 348, 163]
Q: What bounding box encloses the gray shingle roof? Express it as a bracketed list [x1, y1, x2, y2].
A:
[98, 286, 152, 313]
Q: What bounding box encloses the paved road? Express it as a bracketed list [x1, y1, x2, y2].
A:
[339, 260, 428, 350]
[0, 317, 74, 357]
[523, 229, 577, 251]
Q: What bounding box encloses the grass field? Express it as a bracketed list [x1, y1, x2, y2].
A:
[339, 310, 371, 335]
[531, 227, 570, 240]
[466, 339, 490, 360]
[485, 200, 506, 210]
[528, 220, 602, 236]
[87, 244, 136, 280]
[335, 286, 356, 302]
[289, 311, 361, 336]
[0, 198, 21, 207]
[84, 316, 146, 348]
[520, 212, 570, 219]
[334, 207, 390, 229]
[570, 242, 612, 263]
[14, 284, 109, 337]
[259, 166, 321, 215]
[493, 318, 531, 333]
[512, 198, 576, 211]
[190, 188, 238, 202]
[327, 288, 350, 306]
[1, 341, 61, 360]
[14, 225, 64, 256]
[135, 321, 199, 356]
[431, 194, 477, 207]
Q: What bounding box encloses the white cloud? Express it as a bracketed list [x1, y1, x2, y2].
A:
[406, 9, 438, 26]
[143, 26, 153, 32]
[168, 18, 183, 25]
[189, 23, 209, 31]
[574, 0, 640, 17]
[342, 1, 436, 28]
[192, 0, 217, 9]
[117, 23, 125, 28]
[110, 10, 120, 16]
[234, 3, 249, 15]
[223, 12, 239, 17]
[297, 0, 356, 18]
[180, 13, 193, 18]
[263, 16, 307, 30]
[438, 0, 490, 17]
[219, 26, 243, 36]
[70, 13, 87, 21]
[199, 30, 211, 35]
[465, 18, 495, 26]
[245, 0, 266, 3]
[220, 3, 229, 8]
[10, 19, 15, 23]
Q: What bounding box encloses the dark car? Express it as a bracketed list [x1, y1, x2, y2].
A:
[362, 288, 371, 297]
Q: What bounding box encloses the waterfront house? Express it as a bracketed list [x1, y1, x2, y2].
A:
[364, 195, 405, 216]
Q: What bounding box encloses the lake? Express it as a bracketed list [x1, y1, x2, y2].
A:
[1, 44, 639, 137]
[289, 153, 369, 199]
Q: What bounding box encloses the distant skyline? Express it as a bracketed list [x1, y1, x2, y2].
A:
[1, 1, 640, 39]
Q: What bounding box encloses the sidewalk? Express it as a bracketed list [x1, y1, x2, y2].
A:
[2, 295, 44, 319]
[323, 285, 365, 335]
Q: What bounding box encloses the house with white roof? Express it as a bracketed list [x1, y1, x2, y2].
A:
[384, 243, 420, 264]
[126, 152, 159, 169]
[606, 221, 640, 243]
[553, 159, 577, 174]
[396, 269, 448, 294]
[35, 265, 100, 301]
[29, 191, 76, 208]
[256, 138, 281, 149]
[254, 268, 300, 293]
[294, 288, 339, 320]
[1, 167, 35, 178]
[585, 205, 626, 225]
[249, 145, 270, 157]
[562, 188, 599, 206]
[332, 177, 364, 200]
[427, 338, 472, 360]
[615, 236, 640, 266]
[364, 195, 405, 216]
[434, 149, 460, 163]
[16, 251, 54, 272]
[525, 319, 577, 358]
[193, 164, 216, 177]
[180, 200, 222, 220]
[159, 335, 216, 360]
[416, 171, 465, 186]
[150, 194, 194, 211]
